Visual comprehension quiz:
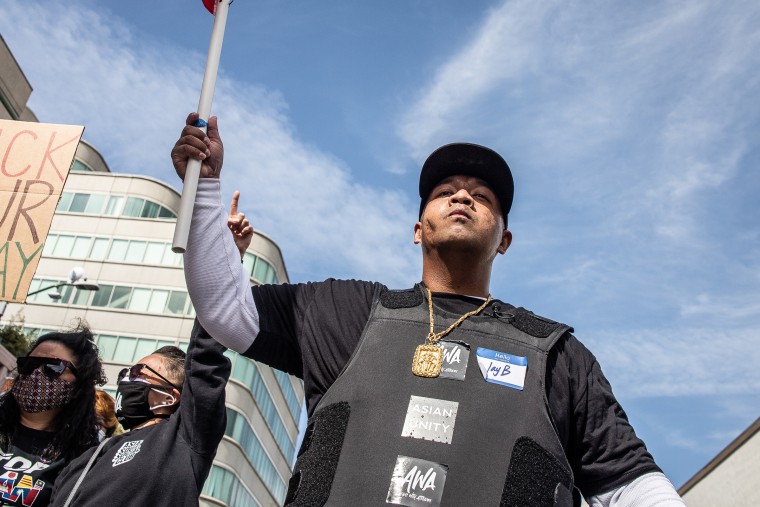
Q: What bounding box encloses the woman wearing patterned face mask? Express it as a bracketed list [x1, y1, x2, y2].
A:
[0, 326, 105, 507]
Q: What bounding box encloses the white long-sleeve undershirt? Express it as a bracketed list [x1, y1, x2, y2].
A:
[183, 179, 260, 353]
[589, 472, 685, 506]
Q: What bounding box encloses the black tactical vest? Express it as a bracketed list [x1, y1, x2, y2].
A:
[286, 284, 577, 507]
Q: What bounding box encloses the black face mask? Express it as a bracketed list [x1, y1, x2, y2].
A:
[115, 382, 173, 430]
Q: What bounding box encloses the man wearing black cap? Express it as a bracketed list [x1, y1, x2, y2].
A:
[172, 114, 683, 506]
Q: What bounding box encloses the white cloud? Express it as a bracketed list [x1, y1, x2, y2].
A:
[398, 0, 554, 158]
[530, 259, 600, 287]
[585, 327, 760, 399]
[680, 293, 760, 321]
[0, 1, 421, 287]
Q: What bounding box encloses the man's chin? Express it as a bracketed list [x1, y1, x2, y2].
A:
[435, 233, 483, 252]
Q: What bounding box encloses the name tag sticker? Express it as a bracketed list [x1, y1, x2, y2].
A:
[476, 347, 528, 390]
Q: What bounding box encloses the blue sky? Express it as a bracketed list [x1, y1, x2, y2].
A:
[2, 0, 759, 489]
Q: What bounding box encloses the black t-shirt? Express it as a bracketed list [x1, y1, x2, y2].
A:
[245, 279, 661, 498]
[0, 425, 67, 507]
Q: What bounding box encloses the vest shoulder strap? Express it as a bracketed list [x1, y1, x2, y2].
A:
[379, 285, 423, 309]
[510, 307, 574, 351]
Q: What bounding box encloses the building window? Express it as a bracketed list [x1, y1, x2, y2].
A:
[127, 288, 152, 312]
[147, 290, 169, 314]
[273, 369, 303, 423]
[56, 192, 72, 212]
[141, 200, 160, 219]
[69, 193, 89, 213]
[30, 278, 194, 317]
[71, 236, 91, 258]
[44, 231, 292, 275]
[125, 241, 147, 263]
[91, 284, 114, 307]
[94, 334, 176, 363]
[105, 196, 124, 215]
[166, 291, 187, 315]
[71, 288, 91, 306]
[85, 194, 105, 214]
[202, 466, 261, 507]
[243, 253, 256, 278]
[109, 286, 131, 309]
[97, 335, 118, 360]
[123, 197, 145, 217]
[228, 354, 294, 460]
[243, 253, 279, 285]
[57, 192, 176, 220]
[223, 408, 287, 504]
[90, 238, 109, 260]
[53, 235, 75, 257]
[71, 160, 93, 172]
[144, 242, 165, 264]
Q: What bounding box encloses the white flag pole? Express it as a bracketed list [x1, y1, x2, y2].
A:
[173, 0, 232, 253]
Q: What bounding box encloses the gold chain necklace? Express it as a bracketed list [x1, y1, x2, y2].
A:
[412, 287, 492, 378]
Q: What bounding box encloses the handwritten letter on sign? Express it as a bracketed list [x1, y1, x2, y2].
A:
[0, 119, 84, 302]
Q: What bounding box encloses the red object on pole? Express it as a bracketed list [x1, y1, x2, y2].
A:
[203, 0, 216, 14]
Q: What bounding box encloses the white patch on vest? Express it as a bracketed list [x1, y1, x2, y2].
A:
[401, 396, 458, 444]
[111, 440, 143, 467]
[438, 342, 470, 381]
[387, 455, 448, 507]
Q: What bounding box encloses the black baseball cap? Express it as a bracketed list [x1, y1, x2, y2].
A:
[418, 142, 514, 228]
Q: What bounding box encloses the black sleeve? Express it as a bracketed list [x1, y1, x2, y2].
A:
[244, 282, 306, 376]
[179, 319, 232, 458]
[244, 279, 383, 412]
[546, 334, 662, 498]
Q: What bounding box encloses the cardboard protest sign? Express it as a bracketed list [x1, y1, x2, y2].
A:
[0, 119, 84, 302]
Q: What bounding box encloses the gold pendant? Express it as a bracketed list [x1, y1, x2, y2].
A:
[412, 343, 443, 378]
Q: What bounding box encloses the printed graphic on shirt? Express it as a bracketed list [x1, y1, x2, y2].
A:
[401, 395, 458, 444]
[438, 341, 469, 381]
[476, 347, 528, 390]
[0, 451, 51, 507]
[0, 471, 46, 506]
[111, 440, 143, 467]
[386, 455, 448, 507]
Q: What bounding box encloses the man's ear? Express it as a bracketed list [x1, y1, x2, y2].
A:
[497, 229, 512, 255]
[159, 388, 180, 409]
[171, 388, 181, 407]
[413, 221, 422, 245]
[161, 388, 181, 413]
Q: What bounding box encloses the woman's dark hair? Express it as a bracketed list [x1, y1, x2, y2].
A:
[0, 323, 106, 461]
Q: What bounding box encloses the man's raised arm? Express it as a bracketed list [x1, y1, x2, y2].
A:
[171, 113, 260, 353]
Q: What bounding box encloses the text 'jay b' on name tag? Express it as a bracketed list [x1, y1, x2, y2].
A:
[476, 347, 528, 390]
